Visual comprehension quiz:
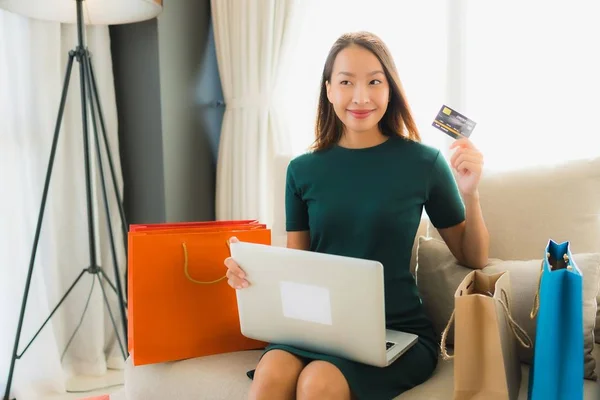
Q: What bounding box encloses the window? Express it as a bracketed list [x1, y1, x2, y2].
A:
[281, 0, 600, 172]
[464, 0, 600, 171]
[281, 0, 450, 155]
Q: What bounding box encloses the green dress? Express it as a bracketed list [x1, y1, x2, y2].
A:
[247, 134, 466, 399]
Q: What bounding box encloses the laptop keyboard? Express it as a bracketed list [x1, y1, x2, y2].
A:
[385, 341, 395, 350]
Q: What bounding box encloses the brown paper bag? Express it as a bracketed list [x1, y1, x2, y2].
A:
[440, 271, 532, 400]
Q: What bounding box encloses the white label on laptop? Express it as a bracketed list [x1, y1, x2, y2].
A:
[279, 281, 333, 325]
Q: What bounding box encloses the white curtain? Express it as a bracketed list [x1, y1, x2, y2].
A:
[0, 10, 126, 399]
[211, 0, 304, 226]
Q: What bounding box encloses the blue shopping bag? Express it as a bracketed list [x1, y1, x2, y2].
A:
[528, 239, 584, 400]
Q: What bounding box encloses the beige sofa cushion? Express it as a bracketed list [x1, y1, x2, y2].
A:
[109, 388, 127, 400]
[430, 156, 600, 342]
[416, 236, 600, 380]
[124, 350, 262, 400]
[122, 347, 600, 399]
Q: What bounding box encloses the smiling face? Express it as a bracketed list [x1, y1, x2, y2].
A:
[311, 32, 421, 152]
[326, 45, 390, 137]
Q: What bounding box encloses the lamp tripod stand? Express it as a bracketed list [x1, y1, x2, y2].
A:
[4, 1, 128, 399]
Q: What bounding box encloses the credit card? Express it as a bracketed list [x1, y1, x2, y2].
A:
[432, 105, 476, 139]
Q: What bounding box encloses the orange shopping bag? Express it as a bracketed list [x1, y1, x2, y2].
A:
[127, 221, 270, 366]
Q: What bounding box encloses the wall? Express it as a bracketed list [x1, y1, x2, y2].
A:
[110, 0, 223, 224]
[110, 19, 166, 224]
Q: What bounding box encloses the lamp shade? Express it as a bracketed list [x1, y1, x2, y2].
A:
[0, 0, 162, 25]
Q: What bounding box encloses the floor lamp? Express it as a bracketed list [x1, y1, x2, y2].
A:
[0, 1, 163, 399]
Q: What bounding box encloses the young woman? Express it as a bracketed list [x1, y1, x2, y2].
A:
[224, 31, 489, 400]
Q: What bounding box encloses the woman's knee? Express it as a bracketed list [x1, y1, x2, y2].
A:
[296, 361, 352, 400]
[249, 350, 305, 400]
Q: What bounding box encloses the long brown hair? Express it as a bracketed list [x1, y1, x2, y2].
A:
[310, 31, 421, 151]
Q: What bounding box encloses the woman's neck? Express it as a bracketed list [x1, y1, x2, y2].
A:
[338, 127, 388, 149]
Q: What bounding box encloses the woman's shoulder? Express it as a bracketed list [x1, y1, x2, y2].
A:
[288, 148, 331, 170]
[285, 149, 339, 188]
[289, 151, 316, 165]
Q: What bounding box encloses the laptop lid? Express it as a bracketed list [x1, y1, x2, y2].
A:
[230, 242, 390, 367]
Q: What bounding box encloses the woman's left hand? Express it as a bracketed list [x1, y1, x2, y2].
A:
[449, 138, 484, 197]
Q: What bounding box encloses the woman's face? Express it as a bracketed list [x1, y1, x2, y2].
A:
[326, 45, 390, 136]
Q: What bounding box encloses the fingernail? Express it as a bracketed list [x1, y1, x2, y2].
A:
[242, 281, 249, 288]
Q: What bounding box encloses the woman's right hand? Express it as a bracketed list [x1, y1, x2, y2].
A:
[224, 236, 249, 289]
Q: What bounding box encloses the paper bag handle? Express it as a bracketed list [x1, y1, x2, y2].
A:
[182, 241, 229, 285]
[498, 289, 533, 349]
[440, 288, 532, 361]
[530, 253, 571, 319]
[440, 310, 456, 360]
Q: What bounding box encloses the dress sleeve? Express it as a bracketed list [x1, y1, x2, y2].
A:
[285, 162, 309, 231]
[424, 150, 466, 229]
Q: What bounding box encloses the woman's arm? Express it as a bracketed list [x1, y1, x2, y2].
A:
[437, 191, 489, 269]
[437, 138, 489, 269]
[287, 231, 310, 250]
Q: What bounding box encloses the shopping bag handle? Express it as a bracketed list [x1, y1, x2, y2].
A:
[530, 252, 571, 319]
[498, 289, 532, 349]
[181, 241, 229, 285]
[440, 310, 456, 360]
[440, 288, 532, 361]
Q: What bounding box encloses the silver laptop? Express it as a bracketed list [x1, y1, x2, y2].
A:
[229, 241, 418, 368]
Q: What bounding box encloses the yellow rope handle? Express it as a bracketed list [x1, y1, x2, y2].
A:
[530, 258, 544, 319]
[440, 310, 455, 360]
[441, 286, 534, 360]
[530, 252, 572, 319]
[499, 289, 533, 349]
[182, 241, 229, 285]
